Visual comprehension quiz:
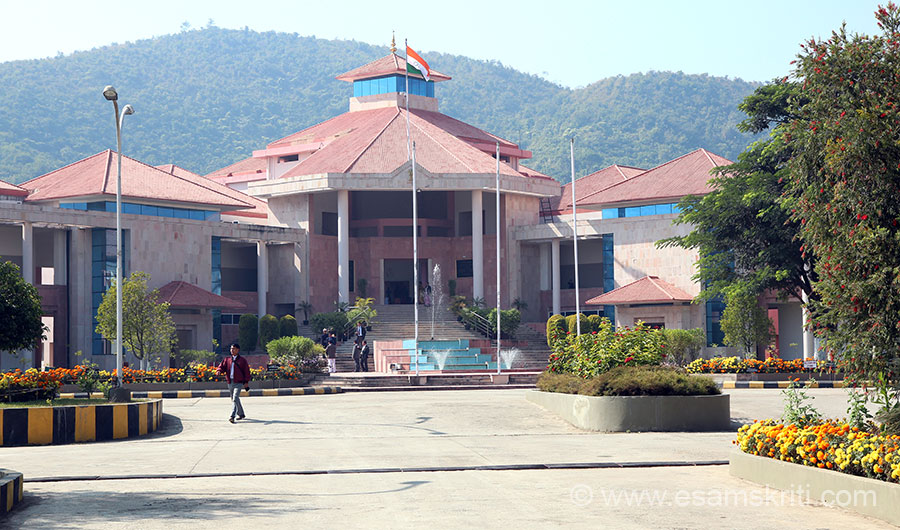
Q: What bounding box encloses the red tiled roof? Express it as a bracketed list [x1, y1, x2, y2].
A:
[586, 149, 732, 207]
[553, 164, 645, 212]
[336, 53, 451, 83]
[0, 178, 28, 197]
[585, 276, 695, 306]
[156, 164, 268, 220]
[158, 281, 243, 310]
[267, 107, 539, 179]
[205, 156, 267, 179]
[20, 151, 253, 211]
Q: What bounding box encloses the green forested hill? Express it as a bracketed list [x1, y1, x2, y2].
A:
[0, 28, 761, 184]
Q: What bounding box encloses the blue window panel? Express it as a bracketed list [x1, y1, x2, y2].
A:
[188, 210, 203, 220]
[394, 76, 404, 92]
[427, 81, 434, 97]
[91, 244, 104, 261]
[353, 82, 361, 97]
[92, 292, 104, 308]
[206, 212, 220, 221]
[640, 205, 656, 216]
[671, 204, 681, 214]
[379, 77, 388, 93]
[602, 208, 618, 219]
[92, 338, 104, 355]
[123, 203, 141, 214]
[158, 207, 174, 218]
[85, 202, 104, 211]
[655, 204, 671, 215]
[624, 206, 640, 217]
[140, 205, 158, 216]
[176, 209, 190, 219]
[59, 203, 73, 209]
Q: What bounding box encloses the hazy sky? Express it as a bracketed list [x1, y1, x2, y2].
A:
[0, 0, 885, 87]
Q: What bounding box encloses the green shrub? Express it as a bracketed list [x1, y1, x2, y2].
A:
[546, 314, 567, 346]
[171, 349, 216, 368]
[266, 336, 324, 366]
[279, 314, 298, 338]
[536, 371, 584, 394]
[565, 313, 587, 335]
[487, 308, 521, 338]
[309, 311, 349, 337]
[586, 314, 601, 334]
[238, 313, 259, 352]
[578, 365, 720, 396]
[662, 328, 705, 365]
[259, 314, 279, 349]
[548, 320, 664, 378]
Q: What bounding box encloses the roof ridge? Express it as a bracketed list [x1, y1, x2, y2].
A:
[20, 150, 110, 189]
[645, 276, 671, 300]
[700, 148, 716, 167]
[343, 107, 402, 173]
[164, 166, 253, 208]
[102, 150, 113, 194]
[407, 109, 478, 173]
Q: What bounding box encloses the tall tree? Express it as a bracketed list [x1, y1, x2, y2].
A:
[658, 80, 814, 303]
[96, 271, 176, 371]
[0, 259, 44, 355]
[720, 285, 774, 358]
[786, 3, 900, 410]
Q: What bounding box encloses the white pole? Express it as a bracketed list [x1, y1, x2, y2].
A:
[113, 102, 125, 386]
[571, 138, 581, 336]
[496, 142, 502, 374]
[404, 39, 411, 161]
[413, 141, 419, 376]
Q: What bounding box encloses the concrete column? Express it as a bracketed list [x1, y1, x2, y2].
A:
[337, 189, 350, 304]
[551, 238, 560, 315]
[21, 221, 33, 284]
[257, 240, 268, 318]
[539, 243, 550, 291]
[53, 230, 67, 286]
[472, 190, 483, 300]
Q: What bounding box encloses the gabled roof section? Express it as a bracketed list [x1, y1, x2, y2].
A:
[336, 53, 451, 83]
[588, 149, 732, 207]
[20, 151, 252, 211]
[553, 164, 645, 212]
[156, 164, 267, 220]
[585, 276, 694, 306]
[205, 156, 267, 179]
[0, 178, 28, 197]
[158, 281, 243, 310]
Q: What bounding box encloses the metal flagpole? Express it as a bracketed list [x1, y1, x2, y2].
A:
[571, 138, 581, 336]
[404, 39, 411, 161]
[496, 142, 502, 374]
[412, 141, 419, 375]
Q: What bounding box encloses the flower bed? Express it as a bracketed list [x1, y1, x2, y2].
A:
[687, 356, 839, 374]
[735, 420, 900, 483]
[547, 321, 665, 377]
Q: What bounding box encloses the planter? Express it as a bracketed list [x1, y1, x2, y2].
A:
[58, 374, 316, 393]
[526, 390, 730, 432]
[730, 450, 900, 527]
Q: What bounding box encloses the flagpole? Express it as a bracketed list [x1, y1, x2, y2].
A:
[412, 141, 419, 376]
[571, 138, 581, 336]
[496, 141, 502, 374]
[404, 39, 411, 161]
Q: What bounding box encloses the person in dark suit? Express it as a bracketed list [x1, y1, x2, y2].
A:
[355, 320, 367, 345]
[352, 342, 362, 372]
[359, 340, 370, 372]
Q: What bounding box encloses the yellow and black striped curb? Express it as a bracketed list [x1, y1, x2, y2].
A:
[58, 386, 342, 400]
[0, 469, 23, 515]
[0, 400, 162, 447]
[720, 381, 845, 389]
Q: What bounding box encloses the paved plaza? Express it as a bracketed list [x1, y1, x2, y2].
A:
[3, 389, 895, 529]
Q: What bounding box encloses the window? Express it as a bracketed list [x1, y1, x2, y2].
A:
[458, 211, 485, 236]
[349, 261, 354, 292]
[322, 212, 338, 236]
[456, 259, 473, 278]
[278, 154, 299, 163]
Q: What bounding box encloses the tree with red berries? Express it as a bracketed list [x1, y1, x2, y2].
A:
[787, 3, 900, 412]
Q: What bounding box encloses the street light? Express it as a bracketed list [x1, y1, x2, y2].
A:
[102, 85, 134, 391]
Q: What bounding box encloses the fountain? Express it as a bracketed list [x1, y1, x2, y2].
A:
[432, 349, 452, 371]
[499, 347, 520, 370]
[430, 264, 445, 340]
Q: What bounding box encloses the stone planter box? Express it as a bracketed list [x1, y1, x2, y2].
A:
[59, 374, 316, 393]
[0, 399, 163, 446]
[526, 390, 730, 432]
[730, 450, 900, 526]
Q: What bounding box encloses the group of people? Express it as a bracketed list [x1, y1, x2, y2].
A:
[318, 321, 370, 373]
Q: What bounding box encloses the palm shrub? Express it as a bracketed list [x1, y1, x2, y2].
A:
[238, 313, 259, 352]
[259, 314, 279, 349]
[279, 314, 298, 338]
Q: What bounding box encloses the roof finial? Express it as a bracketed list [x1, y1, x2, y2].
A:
[390, 31, 397, 54]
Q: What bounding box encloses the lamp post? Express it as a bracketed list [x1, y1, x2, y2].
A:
[102, 86, 134, 390]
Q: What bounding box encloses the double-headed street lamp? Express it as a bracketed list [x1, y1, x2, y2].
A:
[102, 86, 134, 388]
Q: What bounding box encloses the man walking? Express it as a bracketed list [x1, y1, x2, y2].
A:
[325, 332, 337, 373]
[359, 339, 370, 372]
[216, 342, 250, 423]
[352, 341, 362, 372]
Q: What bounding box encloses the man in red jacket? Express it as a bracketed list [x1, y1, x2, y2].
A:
[217, 342, 251, 423]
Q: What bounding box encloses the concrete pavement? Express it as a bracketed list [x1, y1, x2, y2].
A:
[3, 389, 894, 528]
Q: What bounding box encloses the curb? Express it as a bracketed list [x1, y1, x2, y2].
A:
[0, 469, 24, 514]
[57, 386, 343, 400]
[720, 381, 845, 389]
[0, 400, 162, 447]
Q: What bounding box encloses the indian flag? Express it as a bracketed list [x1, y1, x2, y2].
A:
[406, 46, 430, 82]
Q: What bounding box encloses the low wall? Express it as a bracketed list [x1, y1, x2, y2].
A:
[0, 400, 163, 446]
[0, 469, 24, 514]
[525, 390, 730, 432]
[730, 450, 900, 526]
[59, 375, 316, 393]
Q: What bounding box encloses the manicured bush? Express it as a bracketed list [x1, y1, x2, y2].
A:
[548, 320, 664, 378]
[238, 313, 258, 352]
[536, 371, 584, 394]
[266, 336, 325, 370]
[487, 308, 521, 339]
[578, 365, 720, 396]
[279, 314, 298, 338]
[259, 314, 279, 349]
[565, 313, 587, 335]
[546, 314, 566, 346]
[309, 311, 349, 338]
[586, 314, 601, 334]
[662, 328, 705, 365]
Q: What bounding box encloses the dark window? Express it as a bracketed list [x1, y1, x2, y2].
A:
[456, 259, 473, 278]
[458, 211, 485, 236]
[349, 261, 354, 292]
[427, 226, 451, 237]
[279, 154, 299, 163]
[384, 226, 421, 237]
[322, 212, 338, 236]
[350, 226, 378, 237]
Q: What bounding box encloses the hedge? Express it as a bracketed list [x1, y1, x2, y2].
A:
[238, 313, 259, 352]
